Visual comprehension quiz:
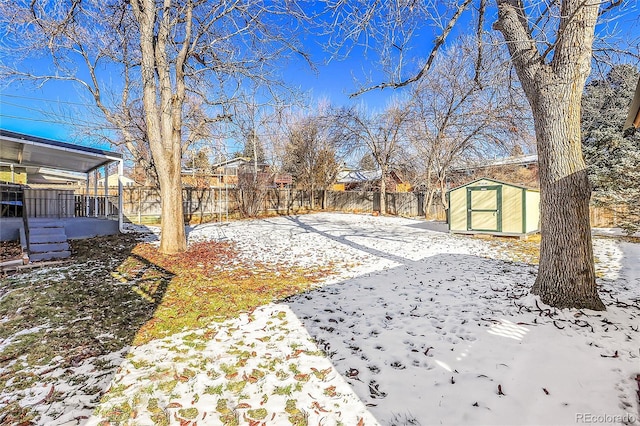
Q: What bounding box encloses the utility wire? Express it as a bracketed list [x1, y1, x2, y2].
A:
[1, 100, 67, 114]
[1, 93, 97, 107]
[0, 113, 110, 128]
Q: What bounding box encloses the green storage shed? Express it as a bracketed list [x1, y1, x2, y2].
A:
[447, 178, 540, 237]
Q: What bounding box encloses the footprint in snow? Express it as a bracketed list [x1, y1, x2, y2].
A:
[390, 361, 406, 370]
[369, 380, 387, 399]
[368, 365, 380, 374]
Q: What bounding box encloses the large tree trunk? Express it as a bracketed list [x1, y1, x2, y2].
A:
[529, 86, 604, 310]
[495, 0, 604, 310]
[132, 0, 187, 254]
[155, 139, 187, 254]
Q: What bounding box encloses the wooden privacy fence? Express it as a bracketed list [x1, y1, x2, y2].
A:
[119, 187, 621, 228]
[120, 187, 447, 223]
[323, 191, 446, 218]
[589, 204, 629, 228]
[3, 185, 624, 228]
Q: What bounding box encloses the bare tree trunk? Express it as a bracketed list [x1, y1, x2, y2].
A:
[156, 152, 186, 253]
[529, 88, 604, 309]
[424, 169, 435, 219]
[425, 190, 434, 219]
[495, 0, 604, 309]
[310, 183, 316, 210]
[438, 177, 447, 210]
[133, 0, 187, 254]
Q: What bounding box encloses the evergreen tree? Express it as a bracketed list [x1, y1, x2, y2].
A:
[582, 65, 640, 234]
[358, 153, 377, 170]
[185, 150, 211, 172]
[243, 129, 266, 163]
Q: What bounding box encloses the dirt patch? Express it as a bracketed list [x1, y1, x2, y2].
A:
[0, 240, 22, 262]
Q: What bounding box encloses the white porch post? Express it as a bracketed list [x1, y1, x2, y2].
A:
[85, 173, 90, 217]
[118, 159, 124, 232]
[93, 169, 99, 217]
[103, 164, 108, 218]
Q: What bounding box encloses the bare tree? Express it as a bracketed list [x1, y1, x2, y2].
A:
[407, 37, 531, 215]
[226, 90, 286, 217]
[339, 104, 409, 215]
[230, 91, 274, 175]
[283, 110, 342, 209]
[322, 0, 638, 309]
[77, 96, 214, 188]
[234, 169, 273, 218]
[0, 0, 306, 254]
[493, 0, 608, 309]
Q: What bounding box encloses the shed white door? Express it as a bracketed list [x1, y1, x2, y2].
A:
[467, 186, 501, 232]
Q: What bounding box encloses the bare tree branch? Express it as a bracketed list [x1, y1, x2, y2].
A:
[349, 0, 474, 97]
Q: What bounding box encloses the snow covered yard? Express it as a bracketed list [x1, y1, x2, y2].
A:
[1, 212, 639, 425]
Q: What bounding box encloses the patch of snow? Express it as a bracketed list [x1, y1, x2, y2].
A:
[1, 325, 48, 352]
[87, 305, 378, 425]
[592, 227, 640, 238]
[6, 213, 640, 425]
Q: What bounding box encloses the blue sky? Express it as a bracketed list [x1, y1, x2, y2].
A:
[0, 2, 467, 150]
[0, 3, 637, 152]
[0, 46, 399, 149]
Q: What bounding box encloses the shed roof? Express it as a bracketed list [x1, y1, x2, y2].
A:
[0, 129, 122, 175]
[447, 177, 539, 193]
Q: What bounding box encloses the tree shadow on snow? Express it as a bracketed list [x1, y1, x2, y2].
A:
[404, 220, 449, 233]
[283, 249, 536, 425]
[282, 214, 450, 266]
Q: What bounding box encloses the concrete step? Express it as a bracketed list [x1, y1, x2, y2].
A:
[29, 250, 71, 262]
[28, 219, 68, 227]
[29, 232, 67, 245]
[28, 227, 67, 244]
[25, 223, 70, 262]
[29, 242, 70, 254]
[29, 223, 66, 229]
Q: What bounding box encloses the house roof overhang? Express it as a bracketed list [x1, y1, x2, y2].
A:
[0, 129, 122, 176]
[624, 76, 640, 131]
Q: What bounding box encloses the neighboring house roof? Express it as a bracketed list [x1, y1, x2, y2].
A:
[201, 157, 270, 175]
[181, 167, 215, 176]
[451, 154, 538, 172]
[624, 76, 640, 130]
[182, 157, 270, 177]
[211, 157, 251, 168]
[98, 174, 137, 187]
[336, 170, 382, 184]
[0, 129, 122, 174]
[210, 157, 269, 169]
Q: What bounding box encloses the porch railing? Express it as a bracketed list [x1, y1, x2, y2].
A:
[23, 191, 117, 219]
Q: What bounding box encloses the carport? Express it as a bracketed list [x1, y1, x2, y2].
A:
[0, 129, 124, 245]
